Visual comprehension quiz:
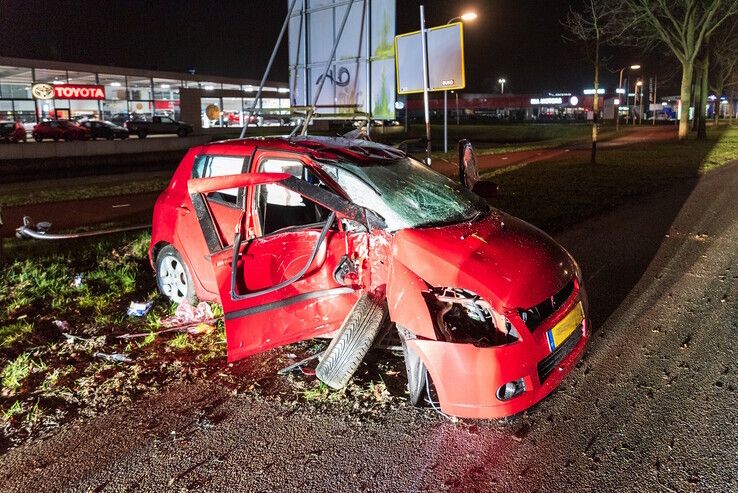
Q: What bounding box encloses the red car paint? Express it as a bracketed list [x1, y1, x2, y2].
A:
[32, 120, 91, 141]
[150, 136, 589, 419]
[0, 121, 27, 143]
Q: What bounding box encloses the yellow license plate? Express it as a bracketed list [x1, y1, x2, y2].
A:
[546, 301, 584, 352]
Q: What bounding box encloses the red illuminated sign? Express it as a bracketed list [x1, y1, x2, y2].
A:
[53, 84, 106, 100]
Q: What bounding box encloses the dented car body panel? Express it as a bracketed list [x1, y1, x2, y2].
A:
[150, 136, 589, 419]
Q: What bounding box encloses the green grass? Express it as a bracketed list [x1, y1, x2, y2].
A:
[2, 353, 33, 393]
[485, 125, 738, 232]
[0, 176, 171, 207]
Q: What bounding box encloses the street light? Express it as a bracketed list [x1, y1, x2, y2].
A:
[617, 63, 640, 130]
[636, 80, 644, 124]
[448, 12, 478, 23]
[440, 11, 478, 154]
[498, 78, 506, 94]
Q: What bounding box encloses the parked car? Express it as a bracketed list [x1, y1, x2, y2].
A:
[31, 120, 91, 142]
[149, 136, 589, 419]
[126, 116, 193, 138]
[81, 120, 129, 140]
[0, 121, 27, 143]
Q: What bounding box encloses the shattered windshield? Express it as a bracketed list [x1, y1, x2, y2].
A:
[319, 157, 490, 231]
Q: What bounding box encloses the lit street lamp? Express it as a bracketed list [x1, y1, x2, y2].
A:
[448, 12, 478, 23]
[618, 64, 640, 129]
[498, 78, 506, 95]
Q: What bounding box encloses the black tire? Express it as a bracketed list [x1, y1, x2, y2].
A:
[398, 325, 431, 406]
[176, 128, 187, 137]
[155, 245, 197, 305]
[106, 134, 114, 140]
[315, 295, 387, 389]
[137, 130, 147, 139]
[33, 134, 42, 142]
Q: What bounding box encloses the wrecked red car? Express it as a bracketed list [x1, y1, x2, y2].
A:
[149, 136, 589, 419]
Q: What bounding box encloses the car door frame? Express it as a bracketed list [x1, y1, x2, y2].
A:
[187, 153, 385, 361]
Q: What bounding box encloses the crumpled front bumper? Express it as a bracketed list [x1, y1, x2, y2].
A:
[407, 301, 589, 419]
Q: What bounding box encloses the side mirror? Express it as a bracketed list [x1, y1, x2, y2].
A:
[472, 180, 499, 198]
[457, 139, 479, 190]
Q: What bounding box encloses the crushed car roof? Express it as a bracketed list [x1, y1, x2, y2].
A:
[203, 135, 408, 164]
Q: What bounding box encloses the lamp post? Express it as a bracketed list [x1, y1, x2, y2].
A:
[633, 80, 643, 125]
[616, 64, 640, 132]
[441, 11, 477, 154]
[498, 78, 506, 95]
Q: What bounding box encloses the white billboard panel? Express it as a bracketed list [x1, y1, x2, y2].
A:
[395, 22, 465, 94]
[288, 0, 396, 120]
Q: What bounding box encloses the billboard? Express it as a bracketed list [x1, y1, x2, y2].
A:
[288, 0, 396, 120]
[395, 22, 465, 94]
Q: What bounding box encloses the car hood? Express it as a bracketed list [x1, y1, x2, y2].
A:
[391, 210, 575, 312]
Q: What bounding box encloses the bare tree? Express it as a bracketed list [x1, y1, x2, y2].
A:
[710, 25, 738, 122]
[619, 0, 738, 141]
[563, 0, 621, 164]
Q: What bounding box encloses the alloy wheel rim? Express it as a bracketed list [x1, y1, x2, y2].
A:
[158, 255, 188, 303]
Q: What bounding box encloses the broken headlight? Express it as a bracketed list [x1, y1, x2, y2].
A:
[424, 287, 519, 347]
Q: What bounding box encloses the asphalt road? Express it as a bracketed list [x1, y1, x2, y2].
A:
[2, 154, 737, 493]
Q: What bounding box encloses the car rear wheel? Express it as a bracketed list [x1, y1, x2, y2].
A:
[176, 128, 187, 137]
[315, 295, 388, 389]
[155, 245, 196, 305]
[137, 130, 147, 139]
[33, 134, 42, 142]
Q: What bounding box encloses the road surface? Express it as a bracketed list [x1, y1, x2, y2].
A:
[1, 156, 736, 491]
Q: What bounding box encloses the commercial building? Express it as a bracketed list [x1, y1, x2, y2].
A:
[0, 56, 289, 129]
[405, 92, 606, 122]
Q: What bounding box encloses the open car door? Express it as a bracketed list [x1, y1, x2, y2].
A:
[188, 172, 385, 362]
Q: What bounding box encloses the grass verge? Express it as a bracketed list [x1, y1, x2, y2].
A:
[484, 125, 738, 232]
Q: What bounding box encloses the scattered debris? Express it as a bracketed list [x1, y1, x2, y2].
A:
[93, 352, 133, 363]
[127, 301, 154, 317]
[118, 302, 219, 339]
[73, 274, 84, 288]
[278, 353, 323, 376]
[53, 320, 71, 332]
[161, 302, 215, 329]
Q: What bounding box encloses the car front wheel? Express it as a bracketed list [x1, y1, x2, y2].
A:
[32, 134, 42, 142]
[155, 245, 196, 305]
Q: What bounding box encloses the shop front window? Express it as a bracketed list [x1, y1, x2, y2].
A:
[0, 65, 33, 99]
[13, 100, 36, 124]
[34, 68, 67, 85]
[127, 77, 153, 100]
[222, 97, 243, 127]
[99, 73, 127, 101]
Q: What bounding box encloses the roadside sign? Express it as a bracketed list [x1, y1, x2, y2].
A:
[395, 22, 465, 94]
[288, 0, 396, 120]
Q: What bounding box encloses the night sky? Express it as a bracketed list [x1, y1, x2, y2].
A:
[0, 0, 663, 94]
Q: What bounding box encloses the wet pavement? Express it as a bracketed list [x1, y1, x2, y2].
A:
[0, 155, 736, 491]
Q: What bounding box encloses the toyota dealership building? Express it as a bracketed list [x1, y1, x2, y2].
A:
[0, 56, 290, 128]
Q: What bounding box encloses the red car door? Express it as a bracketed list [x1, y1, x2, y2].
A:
[188, 159, 382, 362]
[176, 153, 249, 295]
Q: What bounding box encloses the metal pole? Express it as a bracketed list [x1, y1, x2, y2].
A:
[420, 4, 432, 166]
[443, 90, 448, 153]
[652, 74, 657, 125]
[639, 83, 644, 124]
[240, 0, 299, 138]
[301, 0, 356, 135]
[616, 67, 623, 132]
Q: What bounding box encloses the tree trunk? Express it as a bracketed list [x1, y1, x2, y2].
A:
[678, 61, 693, 142]
[697, 56, 709, 140]
[693, 68, 701, 132]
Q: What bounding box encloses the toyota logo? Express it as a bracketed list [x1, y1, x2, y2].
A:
[31, 83, 55, 100]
